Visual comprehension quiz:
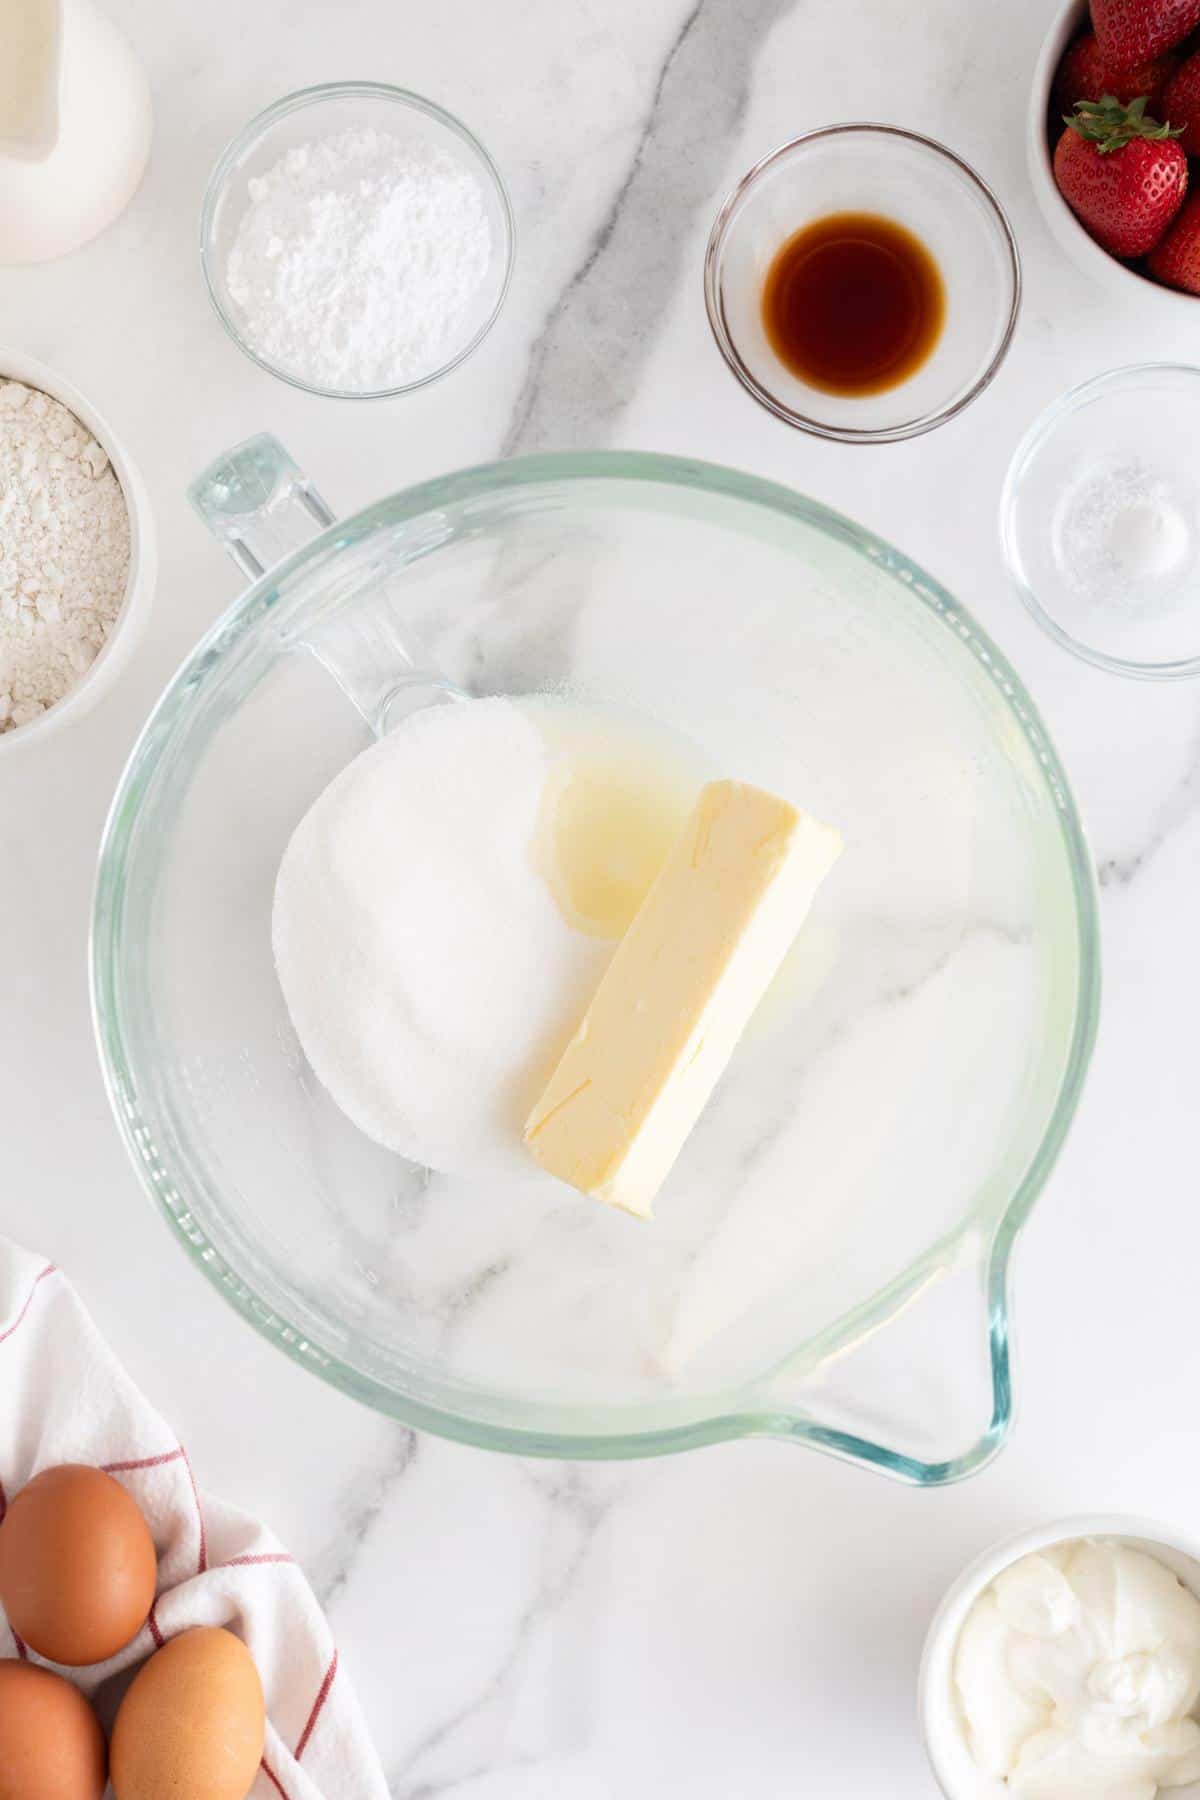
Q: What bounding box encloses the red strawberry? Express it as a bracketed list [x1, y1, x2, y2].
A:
[1090, 0, 1200, 66]
[1054, 96, 1187, 256]
[1161, 46, 1200, 152]
[1054, 30, 1178, 112]
[1147, 190, 1200, 288]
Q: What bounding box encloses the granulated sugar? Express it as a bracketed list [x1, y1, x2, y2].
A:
[272, 698, 608, 1179]
[225, 127, 493, 392]
[0, 380, 131, 733]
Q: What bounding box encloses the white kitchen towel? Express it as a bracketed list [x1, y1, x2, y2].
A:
[0, 1236, 389, 1800]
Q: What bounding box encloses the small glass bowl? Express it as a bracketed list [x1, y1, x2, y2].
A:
[200, 82, 515, 400]
[704, 124, 1021, 444]
[1002, 365, 1200, 680]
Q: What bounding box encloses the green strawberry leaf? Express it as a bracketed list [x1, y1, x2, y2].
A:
[1065, 94, 1184, 152]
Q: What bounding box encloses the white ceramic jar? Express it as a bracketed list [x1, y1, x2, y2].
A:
[0, 0, 153, 265]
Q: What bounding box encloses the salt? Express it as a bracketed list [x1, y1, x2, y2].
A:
[272, 698, 608, 1179]
[1054, 458, 1197, 610]
[224, 127, 493, 392]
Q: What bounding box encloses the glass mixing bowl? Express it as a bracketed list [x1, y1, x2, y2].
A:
[91, 439, 1099, 1481]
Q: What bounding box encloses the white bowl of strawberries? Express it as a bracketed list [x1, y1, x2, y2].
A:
[1031, 0, 1200, 304]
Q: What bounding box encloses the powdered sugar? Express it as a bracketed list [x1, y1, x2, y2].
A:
[0, 380, 131, 733]
[224, 127, 493, 393]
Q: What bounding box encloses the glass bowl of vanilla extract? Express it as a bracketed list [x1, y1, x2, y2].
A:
[704, 124, 1021, 444]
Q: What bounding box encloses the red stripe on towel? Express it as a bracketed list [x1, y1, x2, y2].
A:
[0, 1264, 56, 1346]
[295, 1648, 339, 1760]
[101, 1444, 206, 1571]
[225, 1552, 295, 1569]
[261, 1757, 289, 1798]
[102, 1447, 185, 1474]
[180, 1446, 207, 1573]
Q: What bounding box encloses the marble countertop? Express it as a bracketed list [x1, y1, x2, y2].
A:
[5, 0, 1200, 1791]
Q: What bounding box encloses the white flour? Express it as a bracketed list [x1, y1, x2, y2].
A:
[272, 698, 607, 1178]
[225, 127, 493, 392]
[0, 380, 131, 733]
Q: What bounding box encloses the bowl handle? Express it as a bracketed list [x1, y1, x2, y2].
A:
[187, 432, 464, 734]
[187, 433, 335, 582]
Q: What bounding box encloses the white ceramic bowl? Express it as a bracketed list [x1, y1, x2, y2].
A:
[919, 1513, 1200, 1798]
[1028, 0, 1199, 315]
[0, 349, 155, 755]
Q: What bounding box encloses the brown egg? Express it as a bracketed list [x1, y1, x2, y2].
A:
[110, 1627, 265, 1800]
[0, 1660, 107, 1800]
[0, 1464, 157, 1666]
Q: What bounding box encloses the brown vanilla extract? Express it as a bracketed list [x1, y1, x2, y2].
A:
[761, 212, 946, 397]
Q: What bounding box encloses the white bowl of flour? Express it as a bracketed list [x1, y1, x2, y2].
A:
[0, 349, 155, 753]
[200, 82, 515, 399]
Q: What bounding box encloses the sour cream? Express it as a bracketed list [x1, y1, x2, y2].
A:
[955, 1540, 1200, 1799]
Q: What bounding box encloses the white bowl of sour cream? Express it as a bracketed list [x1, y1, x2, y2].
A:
[920, 1516, 1200, 1800]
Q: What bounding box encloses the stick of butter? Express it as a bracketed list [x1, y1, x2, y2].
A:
[524, 779, 842, 1219]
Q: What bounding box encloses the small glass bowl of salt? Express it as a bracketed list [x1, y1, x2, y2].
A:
[1002, 364, 1200, 680]
[200, 82, 515, 400]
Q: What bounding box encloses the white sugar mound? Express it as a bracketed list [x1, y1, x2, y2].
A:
[225, 127, 492, 392]
[272, 698, 607, 1179]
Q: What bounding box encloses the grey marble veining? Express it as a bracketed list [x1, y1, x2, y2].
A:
[1096, 716, 1200, 889]
[390, 1467, 621, 1799]
[310, 1428, 420, 1614]
[504, 0, 790, 455]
